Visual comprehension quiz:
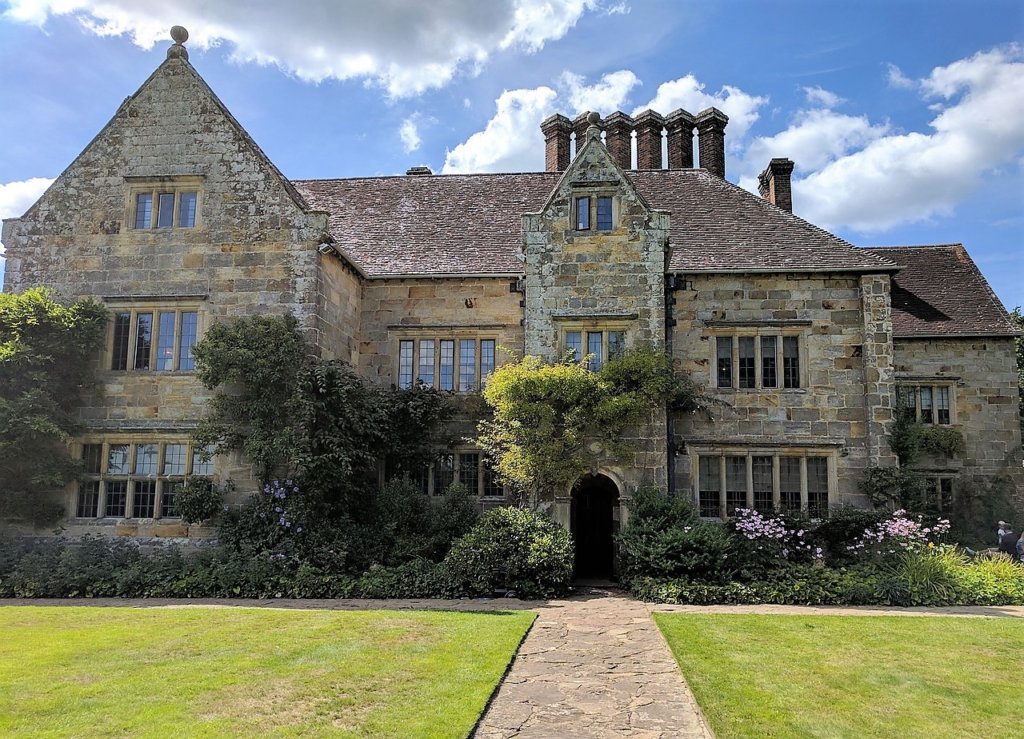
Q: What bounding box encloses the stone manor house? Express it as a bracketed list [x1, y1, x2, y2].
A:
[3, 33, 1021, 573]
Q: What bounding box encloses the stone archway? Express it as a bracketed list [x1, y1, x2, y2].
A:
[570, 473, 620, 579]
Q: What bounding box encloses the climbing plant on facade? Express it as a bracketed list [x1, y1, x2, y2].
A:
[476, 348, 711, 506]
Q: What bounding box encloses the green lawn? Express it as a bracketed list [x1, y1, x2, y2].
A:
[0, 606, 535, 738]
[655, 613, 1023, 739]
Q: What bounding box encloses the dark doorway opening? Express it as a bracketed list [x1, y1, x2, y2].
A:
[570, 473, 620, 579]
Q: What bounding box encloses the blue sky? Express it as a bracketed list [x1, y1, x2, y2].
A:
[1, 0, 1022, 309]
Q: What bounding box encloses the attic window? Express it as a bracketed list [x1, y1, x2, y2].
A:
[130, 182, 200, 229]
[575, 195, 614, 231]
[576, 196, 591, 230]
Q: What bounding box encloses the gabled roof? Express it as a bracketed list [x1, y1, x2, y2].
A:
[862, 244, 1019, 337]
[293, 169, 895, 277]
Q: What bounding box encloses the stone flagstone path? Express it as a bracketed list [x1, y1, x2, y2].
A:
[474, 588, 714, 738]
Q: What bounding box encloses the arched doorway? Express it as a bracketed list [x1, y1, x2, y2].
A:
[570, 473, 620, 579]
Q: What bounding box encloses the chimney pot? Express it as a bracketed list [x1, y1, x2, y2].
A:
[665, 108, 696, 169]
[540, 114, 573, 171]
[758, 158, 795, 212]
[695, 107, 729, 178]
[634, 109, 666, 169]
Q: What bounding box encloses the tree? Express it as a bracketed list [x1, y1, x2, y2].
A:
[0, 288, 107, 522]
[477, 348, 712, 506]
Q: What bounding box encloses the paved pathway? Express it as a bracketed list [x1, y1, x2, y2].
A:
[474, 588, 713, 739]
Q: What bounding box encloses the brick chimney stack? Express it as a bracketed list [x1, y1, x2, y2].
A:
[758, 158, 795, 212]
[541, 114, 572, 171]
[634, 110, 665, 169]
[603, 111, 633, 170]
[665, 109, 696, 169]
[695, 107, 729, 178]
[572, 112, 593, 153]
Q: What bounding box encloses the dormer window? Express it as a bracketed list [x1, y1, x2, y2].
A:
[575, 195, 614, 231]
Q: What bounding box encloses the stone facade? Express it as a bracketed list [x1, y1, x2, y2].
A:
[2, 41, 1020, 543]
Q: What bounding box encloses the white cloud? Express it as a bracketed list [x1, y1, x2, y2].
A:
[442, 86, 557, 173]
[560, 70, 640, 115]
[795, 45, 1024, 232]
[399, 117, 421, 153]
[4, 0, 596, 98]
[802, 86, 844, 108]
[634, 75, 768, 142]
[887, 63, 916, 90]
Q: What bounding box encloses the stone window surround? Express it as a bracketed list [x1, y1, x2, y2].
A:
[401, 449, 504, 499]
[571, 186, 618, 233]
[103, 296, 206, 373]
[706, 322, 809, 392]
[896, 378, 958, 426]
[392, 329, 499, 392]
[557, 317, 633, 371]
[689, 445, 838, 520]
[74, 438, 216, 521]
[922, 474, 956, 512]
[125, 175, 204, 230]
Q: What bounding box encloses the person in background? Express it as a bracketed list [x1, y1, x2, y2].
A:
[997, 521, 1010, 546]
[997, 525, 1019, 557]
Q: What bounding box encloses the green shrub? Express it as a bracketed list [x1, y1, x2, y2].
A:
[630, 566, 862, 606]
[442, 506, 573, 599]
[876, 548, 962, 606]
[175, 478, 225, 524]
[951, 552, 1024, 605]
[811, 507, 892, 563]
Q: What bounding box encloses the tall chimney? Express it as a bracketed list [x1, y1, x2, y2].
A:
[540, 114, 572, 171]
[634, 109, 665, 169]
[572, 112, 592, 154]
[603, 111, 633, 170]
[695, 107, 729, 178]
[665, 108, 695, 169]
[758, 158, 795, 213]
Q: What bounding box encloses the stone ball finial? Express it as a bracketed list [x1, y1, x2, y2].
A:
[586, 111, 601, 126]
[170, 26, 189, 44]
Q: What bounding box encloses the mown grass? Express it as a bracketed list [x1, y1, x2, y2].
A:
[0, 606, 535, 738]
[655, 614, 1023, 739]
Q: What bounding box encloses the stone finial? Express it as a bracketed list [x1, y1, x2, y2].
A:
[585, 111, 602, 143]
[167, 25, 189, 60]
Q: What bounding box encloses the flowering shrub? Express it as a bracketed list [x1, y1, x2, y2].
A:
[729, 508, 823, 576]
[847, 509, 951, 561]
[218, 479, 317, 562]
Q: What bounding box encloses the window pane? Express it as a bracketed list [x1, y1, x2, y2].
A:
[133, 480, 156, 518]
[439, 341, 455, 391]
[191, 446, 214, 476]
[163, 444, 186, 476]
[458, 452, 480, 494]
[155, 312, 176, 371]
[725, 457, 746, 515]
[483, 456, 503, 498]
[587, 331, 603, 371]
[135, 443, 158, 475]
[920, 387, 933, 424]
[738, 337, 755, 389]
[107, 445, 130, 475]
[459, 339, 477, 392]
[134, 312, 153, 370]
[134, 193, 152, 229]
[480, 340, 496, 381]
[779, 457, 801, 511]
[939, 478, 953, 511]
[936, 387, 950, 425]
[178, 191, 197, 228]
[418, 339, 435, 387]
[77, 481, 100, 518]
[698, 456, 720, 518]
[435, 454, 454, 494]
[716, 336, 733, 388]
[81, 444, 103, 475]
[807, 457, 828, 518]
[105, 480, 127, 518]
[783, 336, 800, 389]
[111, 312, 131, 370]
[752, 456, 773, 512]
[566, 331, 582, 361]
[761, 336, 777, 388]
[596, 196, 612, 230]
[898, 385, 917, 418]
[178, 312, 198, 371]
[161, 481, 182, 518]
[157, 193, 175, 228]
[608, 331, 625, 360]
[398, 340, 414, 389]
[576, 196, 590, 230]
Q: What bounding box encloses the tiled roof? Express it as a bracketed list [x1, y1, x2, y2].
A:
[862, 245, 1019, 337]
[293, 169, 896, 277]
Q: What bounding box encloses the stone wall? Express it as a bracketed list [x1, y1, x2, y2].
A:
[894, 336, 1023, 498]
[671, 272, 894, 507]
